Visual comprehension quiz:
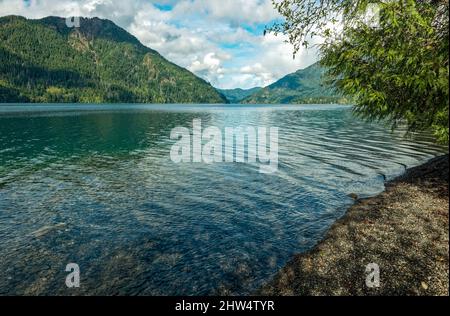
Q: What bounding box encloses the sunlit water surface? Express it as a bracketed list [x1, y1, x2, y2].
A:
[0, 104, 447, 295]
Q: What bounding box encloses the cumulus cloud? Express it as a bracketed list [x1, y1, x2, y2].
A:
[188, 52, 230, 83]
[170, 0, 278, 25]
[0, 0, 320, 89]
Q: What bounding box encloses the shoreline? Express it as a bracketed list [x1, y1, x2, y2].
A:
[259, 154, 449, 296]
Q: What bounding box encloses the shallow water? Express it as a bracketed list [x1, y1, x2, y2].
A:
[0, 104, 447, 295]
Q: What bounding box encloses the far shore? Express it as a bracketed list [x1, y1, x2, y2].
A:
[259, 154, 449, 296]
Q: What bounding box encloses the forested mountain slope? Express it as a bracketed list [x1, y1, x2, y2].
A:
[0, 16, 227, 103]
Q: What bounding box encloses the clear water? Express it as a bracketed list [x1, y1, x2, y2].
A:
[0, 104, 447, 295]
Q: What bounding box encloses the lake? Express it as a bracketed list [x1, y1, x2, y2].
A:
[0, 104, 447, 295]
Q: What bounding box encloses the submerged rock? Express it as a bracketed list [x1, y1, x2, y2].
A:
[31, 223, 67, 238]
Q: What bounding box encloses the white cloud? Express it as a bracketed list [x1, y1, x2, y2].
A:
[0, 0, 320, 89]
[188, 52, 230, 83]
[239, 63, 274, 87]
[171, 0, 278, 25]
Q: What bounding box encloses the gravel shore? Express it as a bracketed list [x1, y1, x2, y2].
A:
[259, 155, 449, 296]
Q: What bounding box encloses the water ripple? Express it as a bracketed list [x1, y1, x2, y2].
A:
[0, 104, 447, 295]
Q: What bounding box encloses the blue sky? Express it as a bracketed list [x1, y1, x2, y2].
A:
[1, 0, 319, 89]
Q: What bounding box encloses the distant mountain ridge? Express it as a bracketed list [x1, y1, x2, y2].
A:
[241, 63, 348, 104]
[217, 87, 262, 103]
[0, 15, 227, 103]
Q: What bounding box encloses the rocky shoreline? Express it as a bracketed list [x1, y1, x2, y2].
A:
[259, 154, 449, 296]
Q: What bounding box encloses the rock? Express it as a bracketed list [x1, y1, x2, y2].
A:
[31, 223, 67, 238]
[421, 282, 429, 290]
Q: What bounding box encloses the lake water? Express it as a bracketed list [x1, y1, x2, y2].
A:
[0, 104, 447, 295]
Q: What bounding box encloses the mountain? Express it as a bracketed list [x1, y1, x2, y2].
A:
[241, 63, 349, 104]
[0, 15, 227, 103]
[217, 87, 262, 103]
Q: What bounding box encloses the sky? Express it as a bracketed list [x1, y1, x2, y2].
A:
[0, 0, 320, 89]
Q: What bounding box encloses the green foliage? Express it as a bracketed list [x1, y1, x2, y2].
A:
[0, 16, 227, 104]
[217, 87, 262, 103]
[241, 63, 349, 104]
[269, 0, 449, 143]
